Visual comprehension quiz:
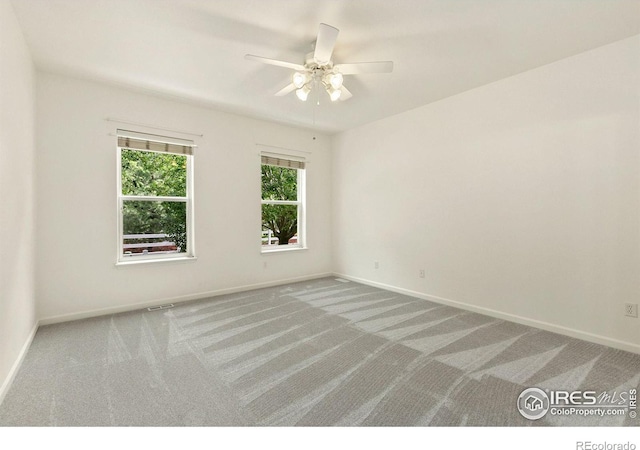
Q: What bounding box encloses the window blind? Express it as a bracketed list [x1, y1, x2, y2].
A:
[117, 130, 194, 156]
[261, 155, 305, 170]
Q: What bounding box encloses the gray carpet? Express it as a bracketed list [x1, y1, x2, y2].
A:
[1, 277, 638, 426]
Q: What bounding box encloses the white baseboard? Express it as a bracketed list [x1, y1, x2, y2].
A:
[0, 321, 39, 406]
[334, 273, 640, 355]
[39, 272, 333, 326]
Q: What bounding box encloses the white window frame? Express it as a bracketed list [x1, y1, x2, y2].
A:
[261, 154, 306, 253]
[116, 132, 195, 264]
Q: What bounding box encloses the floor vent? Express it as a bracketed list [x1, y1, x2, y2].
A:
[147, 304, 175, 311]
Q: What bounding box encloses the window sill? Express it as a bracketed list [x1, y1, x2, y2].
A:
[116, 256, 197, 267]
[261, 246, 307, 255]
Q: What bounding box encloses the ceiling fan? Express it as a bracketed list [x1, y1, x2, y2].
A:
[245, 23, 393, 102]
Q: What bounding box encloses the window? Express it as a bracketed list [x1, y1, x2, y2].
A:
[117, 130, 195, 262]
[261, 154, 305, 251]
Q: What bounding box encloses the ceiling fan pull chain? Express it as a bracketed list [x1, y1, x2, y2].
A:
[315, 77, 321, 106]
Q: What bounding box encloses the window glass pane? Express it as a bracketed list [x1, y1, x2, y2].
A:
[121, 149, 187, 197]
[122, 200, 187, 256]
[262, 204, 298, 247]
[261, 165, 297, 201]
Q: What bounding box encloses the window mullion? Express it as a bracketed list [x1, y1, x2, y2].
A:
[261, 200, 300, 206]
[121, 195, 188, 202]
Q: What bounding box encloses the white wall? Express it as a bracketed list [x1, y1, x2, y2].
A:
[0, 0, 37, 397]
[332, 36, 640, 352]
[35, 73, 332, 321]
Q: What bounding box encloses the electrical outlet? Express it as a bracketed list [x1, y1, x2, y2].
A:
[624, 303, 638, 318]
[374, 261, 379, 269]
[263, 261, 268, 269]
[419, 269, 425, 278]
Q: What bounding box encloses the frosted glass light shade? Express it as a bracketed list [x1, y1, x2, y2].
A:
[329, 72, 343, 89]
[328, 87, 341, 101]
[292, 72, 309, 89]
[296, 85, 311, 101]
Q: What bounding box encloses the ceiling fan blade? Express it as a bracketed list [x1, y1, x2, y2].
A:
[275, 83, 296, 97]
[313, 23, 339, 65]
[245, 54, 305, 71]
[334, 61, 394, 74]
[340, 85, 353, 101]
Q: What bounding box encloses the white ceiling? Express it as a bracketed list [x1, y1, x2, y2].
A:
[10, 0, 640, 133]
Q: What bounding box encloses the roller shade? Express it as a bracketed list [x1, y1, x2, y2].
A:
[261, 155, 305, 170]
[117, 130, 194, 156]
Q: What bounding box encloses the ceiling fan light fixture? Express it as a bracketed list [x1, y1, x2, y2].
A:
[323, 71, 343, 89]
[329, 72, 343, 89]
[296, 85, 311, 101]
[327, 86, 342, 102]
[292, 72, 309, 89]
